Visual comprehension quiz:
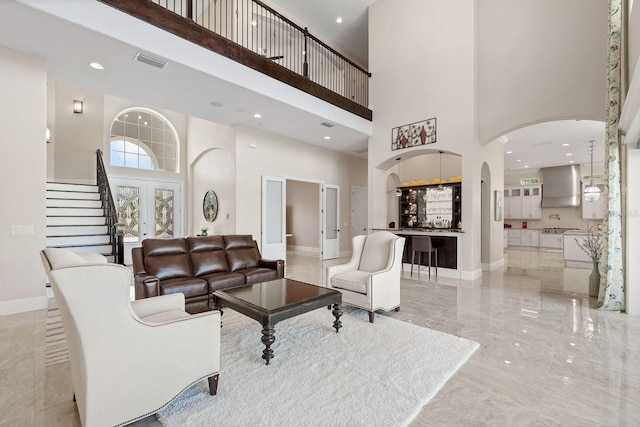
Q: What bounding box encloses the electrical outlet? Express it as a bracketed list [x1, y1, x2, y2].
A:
[11, 225, 34, 235]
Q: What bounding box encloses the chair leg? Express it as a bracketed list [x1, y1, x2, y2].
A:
[208, 374, 219, 395]
[395, 307, 400, 312]
[435, 249, 438, 282]
[411, 251, 415, 277]
[368, 311, 375, 323]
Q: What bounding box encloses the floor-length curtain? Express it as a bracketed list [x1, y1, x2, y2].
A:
[599, 0, 624, 310]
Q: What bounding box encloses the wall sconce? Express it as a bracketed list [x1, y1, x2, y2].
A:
[45, 125, 51, 143]
[73, 100, 83, 114]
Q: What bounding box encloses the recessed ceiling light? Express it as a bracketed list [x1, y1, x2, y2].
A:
[566, 153, 573, 156]
[524, 165, 530, 168]
[562, 143, 570, 147]
[569, 160, 575, 163]
[336, 17, 343, 23]
[324, 136, 330, 140]
[506, 151, 513, 154]
[254, 113, 262, 118]
[89, 62, 104, 70]
[516, 159, 522, 162]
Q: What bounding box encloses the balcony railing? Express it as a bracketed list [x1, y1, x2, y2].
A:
[98, 0, 372, 120]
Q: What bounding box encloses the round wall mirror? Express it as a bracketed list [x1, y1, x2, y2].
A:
[203, 190, 218, 222]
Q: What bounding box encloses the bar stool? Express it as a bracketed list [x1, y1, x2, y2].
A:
[410, 236, 438, 281]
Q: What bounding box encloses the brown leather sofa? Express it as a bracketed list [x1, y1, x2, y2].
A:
[132, 235, 285, 313]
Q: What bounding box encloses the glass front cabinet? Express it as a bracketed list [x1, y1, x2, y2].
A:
[398, 183, 462, 229]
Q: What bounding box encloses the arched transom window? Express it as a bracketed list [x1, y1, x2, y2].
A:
[110, 108, 178, 172]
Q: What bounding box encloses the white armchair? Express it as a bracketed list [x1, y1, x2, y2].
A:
[40, 248, 221, 427]
[326, 231, 406, 323]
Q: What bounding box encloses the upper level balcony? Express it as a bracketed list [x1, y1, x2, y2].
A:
[98, 0, 372, 121]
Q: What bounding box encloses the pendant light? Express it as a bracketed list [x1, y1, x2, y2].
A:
[437, 151, 444, 192]
[395, 157, 403, 197]
[584, 140, 601, 202]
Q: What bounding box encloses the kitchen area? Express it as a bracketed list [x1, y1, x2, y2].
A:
[503, 164, 605, 268]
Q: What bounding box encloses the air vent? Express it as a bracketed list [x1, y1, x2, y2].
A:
[320, 122, 335, 128]
[134, 52, 167, 69]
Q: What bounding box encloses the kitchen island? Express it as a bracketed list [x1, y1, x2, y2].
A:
[374, 228, 464, 278]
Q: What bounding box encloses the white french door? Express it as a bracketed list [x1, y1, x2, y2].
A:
[322, 184, 340, 260]
[261, 176, 287, 261]
[110, 178, 182, 265]
[351, 186, 367, 237]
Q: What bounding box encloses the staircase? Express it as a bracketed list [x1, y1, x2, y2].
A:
[46, 182, 115, 260]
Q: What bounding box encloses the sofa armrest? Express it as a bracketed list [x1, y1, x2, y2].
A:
[134, 274, 160, 299]
[130, 293, 185, 318]
[259, 258, 285, 278]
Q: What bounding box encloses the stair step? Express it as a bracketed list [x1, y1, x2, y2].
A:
[47, 235, 111, 246]
[46, 190, 100, 201]
[46, 244, 114, 255]
[47, 199, 102, 208]
[46, 225, 109, 236]
[47, 207, 104, 217]
[47, 216, 107, 226]
[46, 182, 98, 193]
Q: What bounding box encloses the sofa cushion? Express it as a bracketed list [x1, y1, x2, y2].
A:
[145, 253, 192, 280]
[359, 232, 394, 273]
[143, 238, 189, 257]
[159, 277, 208, 298]
[224, 235, 260, 271]
[201, 272, 246, 292]
[142, 238, 192, 279]
[331, 271, 369, 294]
[242, 268, 279, 284]
[188, 236, 231, 276]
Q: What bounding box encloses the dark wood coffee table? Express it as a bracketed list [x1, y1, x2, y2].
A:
[213, 278, 343, 365]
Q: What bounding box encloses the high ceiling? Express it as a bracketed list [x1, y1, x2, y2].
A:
[1, 0, 606, 168]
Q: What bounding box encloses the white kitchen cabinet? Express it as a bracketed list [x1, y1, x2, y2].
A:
[563, 232, 603, 265]
[522, 186, 542, 219]
[504, 185, 541, 219]
[503, 230, 508, 249]
[540, 233, 563, 249]
[505, 187, 523, 219]
[507, 229, 521, 246]
[517, 229, 540, 247]
[581, 182, 605, 219]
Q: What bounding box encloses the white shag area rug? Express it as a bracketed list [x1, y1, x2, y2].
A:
[157, 307, 479, 427]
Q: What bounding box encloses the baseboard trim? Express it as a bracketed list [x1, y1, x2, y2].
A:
[0, 295, 48, 316]
[482, 258, 505, 271]
[286, 245, 319, 255]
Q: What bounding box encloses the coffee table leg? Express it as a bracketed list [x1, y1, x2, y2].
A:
[261, 325, 275, 365]
[332, 303, 343, 332]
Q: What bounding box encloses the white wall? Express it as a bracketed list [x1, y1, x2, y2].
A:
[626, 148, 640, 315]
[0, 47, 48, 315]
[477, 0, 608, 143]
[235, 126, 367, 254]
[186, 117, 237, 236]
[369, 0, 481, 279]
[52, 83, 104, 182]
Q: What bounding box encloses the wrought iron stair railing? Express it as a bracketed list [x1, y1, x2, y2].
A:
[96, 149, 124, 264]
[97, 0, 372, 120]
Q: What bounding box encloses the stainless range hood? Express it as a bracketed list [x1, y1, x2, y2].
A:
[541, 164, 581, 208]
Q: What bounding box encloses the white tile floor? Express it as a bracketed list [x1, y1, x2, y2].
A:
[2, 248, 638, 426]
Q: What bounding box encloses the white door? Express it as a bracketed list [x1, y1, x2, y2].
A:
[261, 176, 287, 261]
[322, 184, 340, 260]
[110, 178, 182, 265]
[351, 186, 367, 237]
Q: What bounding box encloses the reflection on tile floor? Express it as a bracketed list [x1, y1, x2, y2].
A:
[1, 248, 638, 426]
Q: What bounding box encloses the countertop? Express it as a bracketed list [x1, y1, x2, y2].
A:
[374, 228, 464, 236]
